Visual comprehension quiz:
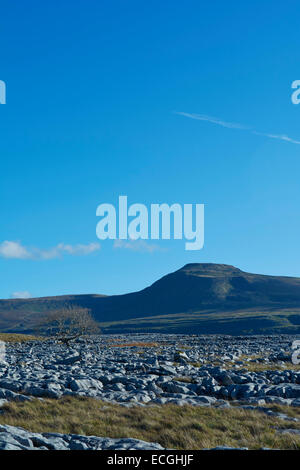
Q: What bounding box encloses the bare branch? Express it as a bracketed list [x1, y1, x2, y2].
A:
[35, 305, 100, 346]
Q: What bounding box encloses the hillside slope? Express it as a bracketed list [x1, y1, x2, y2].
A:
[1, 264, 300, 335]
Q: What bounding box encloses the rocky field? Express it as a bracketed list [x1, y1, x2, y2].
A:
[0, 333, 300, 450]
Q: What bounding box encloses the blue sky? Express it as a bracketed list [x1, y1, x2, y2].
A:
[1, 0, 300, 299]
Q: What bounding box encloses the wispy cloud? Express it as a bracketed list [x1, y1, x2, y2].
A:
[36, 242, 100, 259]
[175, 111, 300, 145]
[113, 239, 162, 253]
[0, 241, 100, 260]
[175, 112, 249, 130]
[252, 131, 300, 145]
[11, 291, 32, 299]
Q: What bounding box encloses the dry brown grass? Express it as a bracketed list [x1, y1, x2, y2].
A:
[195, 354, 300, 372]
[0, 333, 42, 343]
[1, 397, 300, 449]
[107, 342, 159, 348]
[241, 362, 300, 372]
[253, 403, 300, 420]
[173, 376, 194, 383]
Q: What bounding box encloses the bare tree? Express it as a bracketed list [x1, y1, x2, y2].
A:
[37, 306, 100, 347]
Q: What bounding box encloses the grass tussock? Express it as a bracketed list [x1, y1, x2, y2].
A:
[190, 362, 202, 368]
[0, 333, 42, 343]
[1, 397, 300, 449]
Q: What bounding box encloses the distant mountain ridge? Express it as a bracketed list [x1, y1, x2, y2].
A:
[1, 263, 300, 335]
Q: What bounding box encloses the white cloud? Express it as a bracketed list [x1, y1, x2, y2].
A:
[0, 241, 100, 260]
[175, 111, 300, 145]
[113, 239, 162, 253]
[0, 241, 31, 259]
[11, 291, 32, 299]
